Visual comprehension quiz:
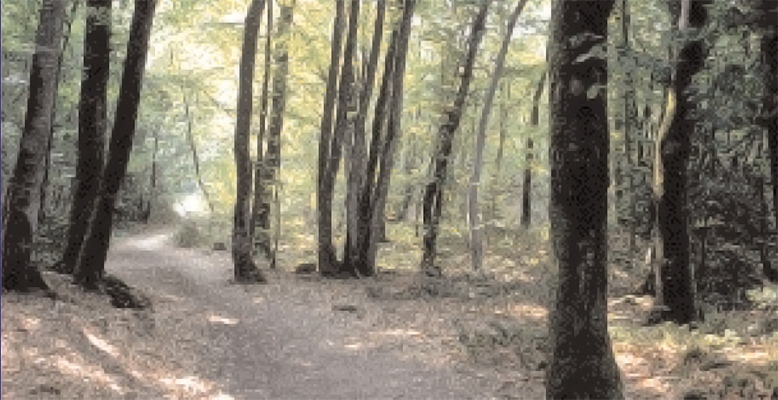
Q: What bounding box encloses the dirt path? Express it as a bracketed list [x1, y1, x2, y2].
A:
[106, 232, 499, 399]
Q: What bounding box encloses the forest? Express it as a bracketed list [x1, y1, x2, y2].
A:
[1, 0, 777, 398]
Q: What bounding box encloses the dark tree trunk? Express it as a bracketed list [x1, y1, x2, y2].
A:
[251, 0, 273, 240]
[343, 0, 386, 276]
[1, 0, 67, 291]
[545, 1, 623, 398]
[317, 0, 346, 275]
[421, 0, 490, 275]
[230, 0, 266, 283]
[758, 0, 778, 250]
[523, 72, 545, 229]
[58, 0, 111, 275]
[469, 0, 529, 271]
[73, 0, 157, 288]
[653, 0, 710, 324]
[257, 0, 293, 266]
[183, 91, 214, 214]
[360, 0, 416, 276]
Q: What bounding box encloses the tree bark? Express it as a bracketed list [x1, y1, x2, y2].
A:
[468, 0, 529, 271]
[256, 0, 293, 265]
[523, 71, 546, 229]
[653, 0, 710, 324]
[230, 0, 266, 283]
[1, 0, 68, 291]
[421, 0, 490, 275]
[545, 1, 623, 398]
[58, 0, 111, 274]
[251, 0, 272, 240]
[183, 91, 214, 214]
[73, 0, 157, 288]
[317, 0, 346, 275]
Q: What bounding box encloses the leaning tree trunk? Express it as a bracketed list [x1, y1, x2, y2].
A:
[545, 1, 623, 398]
[59, 0, 111, 275]
[343, 0, 385, 275]
[317, 0, 346, 275]
[468, 0, 529, 271]
[421, 0, 490, 275]
[758, 0, 778, 251]
[251, 0, 273, 240]
[358, 0, 417, 277]
[257, 0, 293, 265]
[1, 0, 67, 291]
[73, 0, 157, 288]
[230, 0, 267, 283]
[652, 0, 710, 324]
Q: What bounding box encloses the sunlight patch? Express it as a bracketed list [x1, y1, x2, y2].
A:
[131, 233, 171, 250]
[207, 315, 240, 325]
[84, 329, 120, 357]
[160, 375, 208, 394]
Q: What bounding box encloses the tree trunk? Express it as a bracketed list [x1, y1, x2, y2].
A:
[758, 0, 778, 250]
[58, 0, 111, 274]
[653, 0, 710, 324]
[421, 0, 490, 275]
[251, 0, 273, 240]
[73, 0, 157, 288]
[317, 0, 346, 275]
[257, 0, 293, 264]
[230, 0, 266, 283]
[183, 91, 214, 214]
[1, 0, 67, 291]
[545, 1, 623, 398]
[620, 0, 637, 265]
[522, 72, 545, 229]
[468, 0, 529, 271]
[343, 0, 386, 276]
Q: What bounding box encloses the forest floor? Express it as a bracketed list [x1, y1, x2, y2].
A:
[2, 227, 777, 399]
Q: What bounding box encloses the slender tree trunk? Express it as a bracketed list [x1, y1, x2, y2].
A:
[251, 0, 273, 240]
[73, 0, 157, 288]
[229, 0, 266, 283]
[421, 0, 490, 275]
[144, 128, 158, 222]
[257, 0, 293, 264]
[653, 0, 710, 324]
[523, 72, 546, 229]
[40, 0, 80, 229]
[344, 0, 386, 275]
[317, 0, 346, 275]
[1, 0, 68, 291]
[468, 0, 529, 271]
[183, 91, 214, 214]
[545, 1, 623, 398]
[758, 0, 778, 249]
[58, 0, 111, 274]
[620, 0, 637, 266]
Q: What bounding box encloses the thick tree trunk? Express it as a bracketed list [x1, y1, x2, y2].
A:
[251, 0, 273, 240]
[257, 0, 293, 266]
[421, 0, 490, 275]
[58, 0, 111, 274]
[653, 0, 710, 324]
[344, 0, 386, 276]
[230, 0, 266, 283]
[468, 0, 529, 271]
[545, 1, 623, 398]
[317, 0, 346, 275]
[1, 0, 67, 291]
[758, 0, 778, 250]
[73, 0, 157, 288]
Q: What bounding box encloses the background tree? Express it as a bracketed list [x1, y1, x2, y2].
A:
[1, 0, 68, 291]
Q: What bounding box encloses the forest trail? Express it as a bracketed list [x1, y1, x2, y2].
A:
[104, 230, 500, 399]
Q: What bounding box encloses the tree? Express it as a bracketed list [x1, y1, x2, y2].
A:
[256, 0, 294, 265]
[757, 0, 777, 252]
[522, 71, 546, 229]
[421, 0, 490, 275]
[545, 0, 624, 398]
[317, 0, 346, 275]
[230, 0, 267, 283]
[1, 0, 68, 291]
[251, 0, 273, 241]
[652, 0, 711, 324]
[73, 0, 157, 287]
[58, 0, 112, 275]
[468, 0, 529, 271]
[357, 0, 417, 276]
